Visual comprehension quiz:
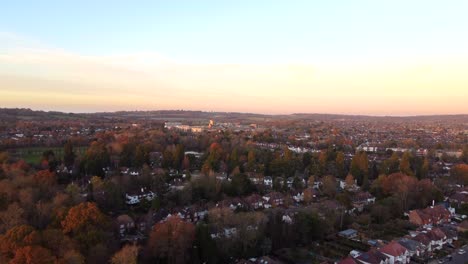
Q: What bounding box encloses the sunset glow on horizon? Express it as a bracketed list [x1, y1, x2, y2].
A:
[1, 1, 468, 115]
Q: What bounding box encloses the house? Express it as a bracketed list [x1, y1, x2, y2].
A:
[217, 197, 245, 211]
[411, 233, 432, 254]
[352, 192, 376, 212]
[423, 229, 445, 251]
[339, 229, 358, 239]
[397, 238, 422, 257]
[116, 214, 134, 237]
[264, 176, 273, 188]
[355, 249, 390, 264]
[338, 257, 358, 264]
[286, 177, 294, 188]
[134, 215, 150, 234]
[340, 179, 359, 192]
[429, 228, 448, 248]
[292, 191, 304, 203]
[408, 205, 451, 226]
[125, 188, 156, 205]
[378, 241, 409, 264]
[244, 194, 264, 210]
[263, 192, 285, 208]
[442, 226, 458, 243]
[186, 205, 209, 223]
[129, 169, 140, 176]
[450, 191, 468, 206]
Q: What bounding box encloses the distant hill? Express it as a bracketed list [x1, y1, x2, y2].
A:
[0, 108, 467, 123]
[0, 108, 86, 122]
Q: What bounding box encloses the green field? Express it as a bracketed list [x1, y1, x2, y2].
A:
[8, 146, 88, 164]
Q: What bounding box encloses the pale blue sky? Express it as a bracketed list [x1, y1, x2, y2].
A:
[2, 0, 468, 63]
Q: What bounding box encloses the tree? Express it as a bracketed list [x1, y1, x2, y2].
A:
[318, 151, 327, 175]
[81, 142, 110, 177]
[350, 152, 368, 187]
[194, 224, 218, 264]
[59, 250, 85, 264]
[322, 175, 337, 198]
[307, 175, 315, 187]
[229, 174, 255, 196]
[0, 203, 26, 233]
[381, 152, 399, 175]
[303, 187, 315, 204]
[399, 152, 413, 176]
[61, 202, 106, 234]
[451, 164, 468, 185]
[10, 246, 55, 264]
[173, 144, 185, 170]
[63, 141, 76, 168]
[0, 225, 38, 258]
[61, 202, 109, 253]
[146, 216, 195, 264]
[111, 244, 139, 264]
[344, 174, 355, 190]
[182, 156, 190, 171]
[247, 150, 256, 172]
[336, 152, 346, 179]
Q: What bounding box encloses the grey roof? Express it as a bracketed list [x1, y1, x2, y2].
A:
[339, 229, 358, 236]
[397, 238, 421, 251]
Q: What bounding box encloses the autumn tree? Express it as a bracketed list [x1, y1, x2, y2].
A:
[0, 225, 38, 259]
[380, 152, 400, 175]
[81, 142, 110, 177]
[350, 152, 368, 187]
[451, 164, 468, 185]
[0, 203, 26, 233]
[322, 175, 337, 198]
[146, 216, 195, 264]
[111, 244, 139, 264]
[344, 174, 355, 190]
[399, 151, 413, 176]
[307, 175, 315, 187]
[10, 246, 55, 264]
[61, 202, 109, 253]
[336, 151, 346, 179]
[303, 187, 315, 204]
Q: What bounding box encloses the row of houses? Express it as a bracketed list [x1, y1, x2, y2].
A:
[339, 205, 459, 264]
[340, 225, 459, 264]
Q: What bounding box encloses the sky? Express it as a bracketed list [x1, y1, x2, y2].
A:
[1, 0, 468, 115]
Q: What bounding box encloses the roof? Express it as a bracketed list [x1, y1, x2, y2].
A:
[116, 214, 134, 224]
[397, 238, 421, 251]
[410, 205, 450, 224]
[356, 249, 388, 263]
[339, 229, 358, 236]
[412, 233, 431, 246]
[338, 257, 357, 264]
[379, 241, 408, 257]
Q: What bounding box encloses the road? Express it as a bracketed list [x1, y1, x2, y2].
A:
[427, 245, 468, 264]
[445, 245, 468, 264]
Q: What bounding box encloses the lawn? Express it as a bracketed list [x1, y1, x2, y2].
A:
[8, 146, 87, 164]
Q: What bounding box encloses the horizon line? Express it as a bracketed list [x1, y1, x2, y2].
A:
[2, 107, 467, 118]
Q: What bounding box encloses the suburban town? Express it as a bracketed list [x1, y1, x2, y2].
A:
[0, 109, 467, 263]
[2, 1, 468, 263]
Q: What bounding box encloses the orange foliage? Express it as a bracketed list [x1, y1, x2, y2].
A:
[61, 202, 105, 234]
[10, 246, 55, 264]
